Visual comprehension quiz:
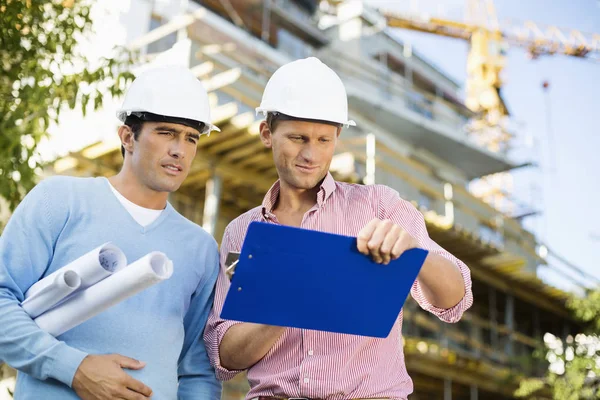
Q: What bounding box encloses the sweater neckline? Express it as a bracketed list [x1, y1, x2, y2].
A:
[99, 177, 174, 234]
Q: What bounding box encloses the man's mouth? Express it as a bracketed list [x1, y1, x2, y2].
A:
[163, 164, 182, 174]
[296, 165, 317, 173]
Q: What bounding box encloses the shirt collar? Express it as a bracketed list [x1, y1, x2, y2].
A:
[261, 172, 337, 217]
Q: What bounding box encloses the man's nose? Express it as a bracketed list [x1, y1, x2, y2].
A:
[169, 138, 186, 159]
[299, 143, 315, 161]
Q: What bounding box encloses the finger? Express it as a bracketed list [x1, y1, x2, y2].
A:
[113, 354, 146, 370]
[368, 220, 393, 263]
[357, 218, 379, 255]
[380, 225, 402, 265]
[391, 234, 412, 260]
[124, 375, 153, 397]
[118, 387, 151, 400]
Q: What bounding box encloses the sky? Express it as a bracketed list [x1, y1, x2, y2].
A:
[366, 0, 600, 289]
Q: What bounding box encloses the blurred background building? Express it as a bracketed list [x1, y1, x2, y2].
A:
[3, 1, 600, 399]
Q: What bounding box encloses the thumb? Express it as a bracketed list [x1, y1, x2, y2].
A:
[112, 354, 146, 370]
[357, 218, 379, 254]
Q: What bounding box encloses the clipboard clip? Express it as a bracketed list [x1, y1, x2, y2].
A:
[225, 259, 239, 279]
[224, 252, 240, 281]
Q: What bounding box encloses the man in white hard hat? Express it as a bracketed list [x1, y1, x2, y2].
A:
[204, 57, 473, 400]
[0, 66, 222, 400]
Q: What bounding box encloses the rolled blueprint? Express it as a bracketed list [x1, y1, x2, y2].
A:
[25, 243, 127, 301]
[21, 270, 82, 318]
[34, 252, 174, 337]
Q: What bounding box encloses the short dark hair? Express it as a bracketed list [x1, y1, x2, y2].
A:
[266, 112, 342, 133]
[121, 115, 143, 158]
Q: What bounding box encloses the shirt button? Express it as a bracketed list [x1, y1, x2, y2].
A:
[308, 350, 313, 356]
[304, 377, 310, 384]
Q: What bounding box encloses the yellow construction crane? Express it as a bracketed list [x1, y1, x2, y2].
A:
[380, 0, 600, 153]
[376, 0, 599, 213]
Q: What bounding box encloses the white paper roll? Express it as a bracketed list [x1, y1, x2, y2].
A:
[21, 270, 82, 318]
[25, 243, 127, 301]
[34, 252, 174, 337]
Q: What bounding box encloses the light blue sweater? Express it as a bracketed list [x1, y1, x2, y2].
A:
[0, 176, 221, 399]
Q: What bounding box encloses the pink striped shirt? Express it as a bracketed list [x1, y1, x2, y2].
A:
[204, 173, 473, 400]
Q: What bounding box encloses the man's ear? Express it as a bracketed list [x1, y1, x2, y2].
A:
[118, 125, 135, 155]
[259, 120, 272, 149]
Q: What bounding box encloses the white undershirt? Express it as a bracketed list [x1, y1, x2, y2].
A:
[106, 179, 163, 227]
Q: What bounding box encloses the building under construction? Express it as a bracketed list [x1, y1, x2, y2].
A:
[49, 1, 597, 399]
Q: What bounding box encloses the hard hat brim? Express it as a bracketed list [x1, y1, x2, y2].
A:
[256, 107, 356, 128]
[117, 110, 220, 134]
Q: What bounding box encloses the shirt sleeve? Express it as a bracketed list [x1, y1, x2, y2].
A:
[202, 226, 245, 381]
[0, 179, 88, 387]
[177, 240, 222, 399]
[379, 186, 473, 323]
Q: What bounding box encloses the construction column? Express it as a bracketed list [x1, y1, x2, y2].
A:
[470, 385, 479, 400]
[444, 378, 452, 400]
[505, 293, 514, 359]
[202, 171, 222, 236]
[364, 133, 376, 185]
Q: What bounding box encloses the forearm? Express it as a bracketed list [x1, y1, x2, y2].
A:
[0, 291, 88, 385]
[219, 323, 285, 370]
[417, 253, 466, 309]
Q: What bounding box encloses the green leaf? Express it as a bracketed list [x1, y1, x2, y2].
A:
[515, 378, 545, 397]
[514, 288, 600, 399]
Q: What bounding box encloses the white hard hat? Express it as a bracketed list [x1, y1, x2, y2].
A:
[256, 57, 356, 128]
[116, 65, 219, 134]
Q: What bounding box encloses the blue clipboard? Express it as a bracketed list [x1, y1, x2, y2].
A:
[220, 221, 428, 338]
